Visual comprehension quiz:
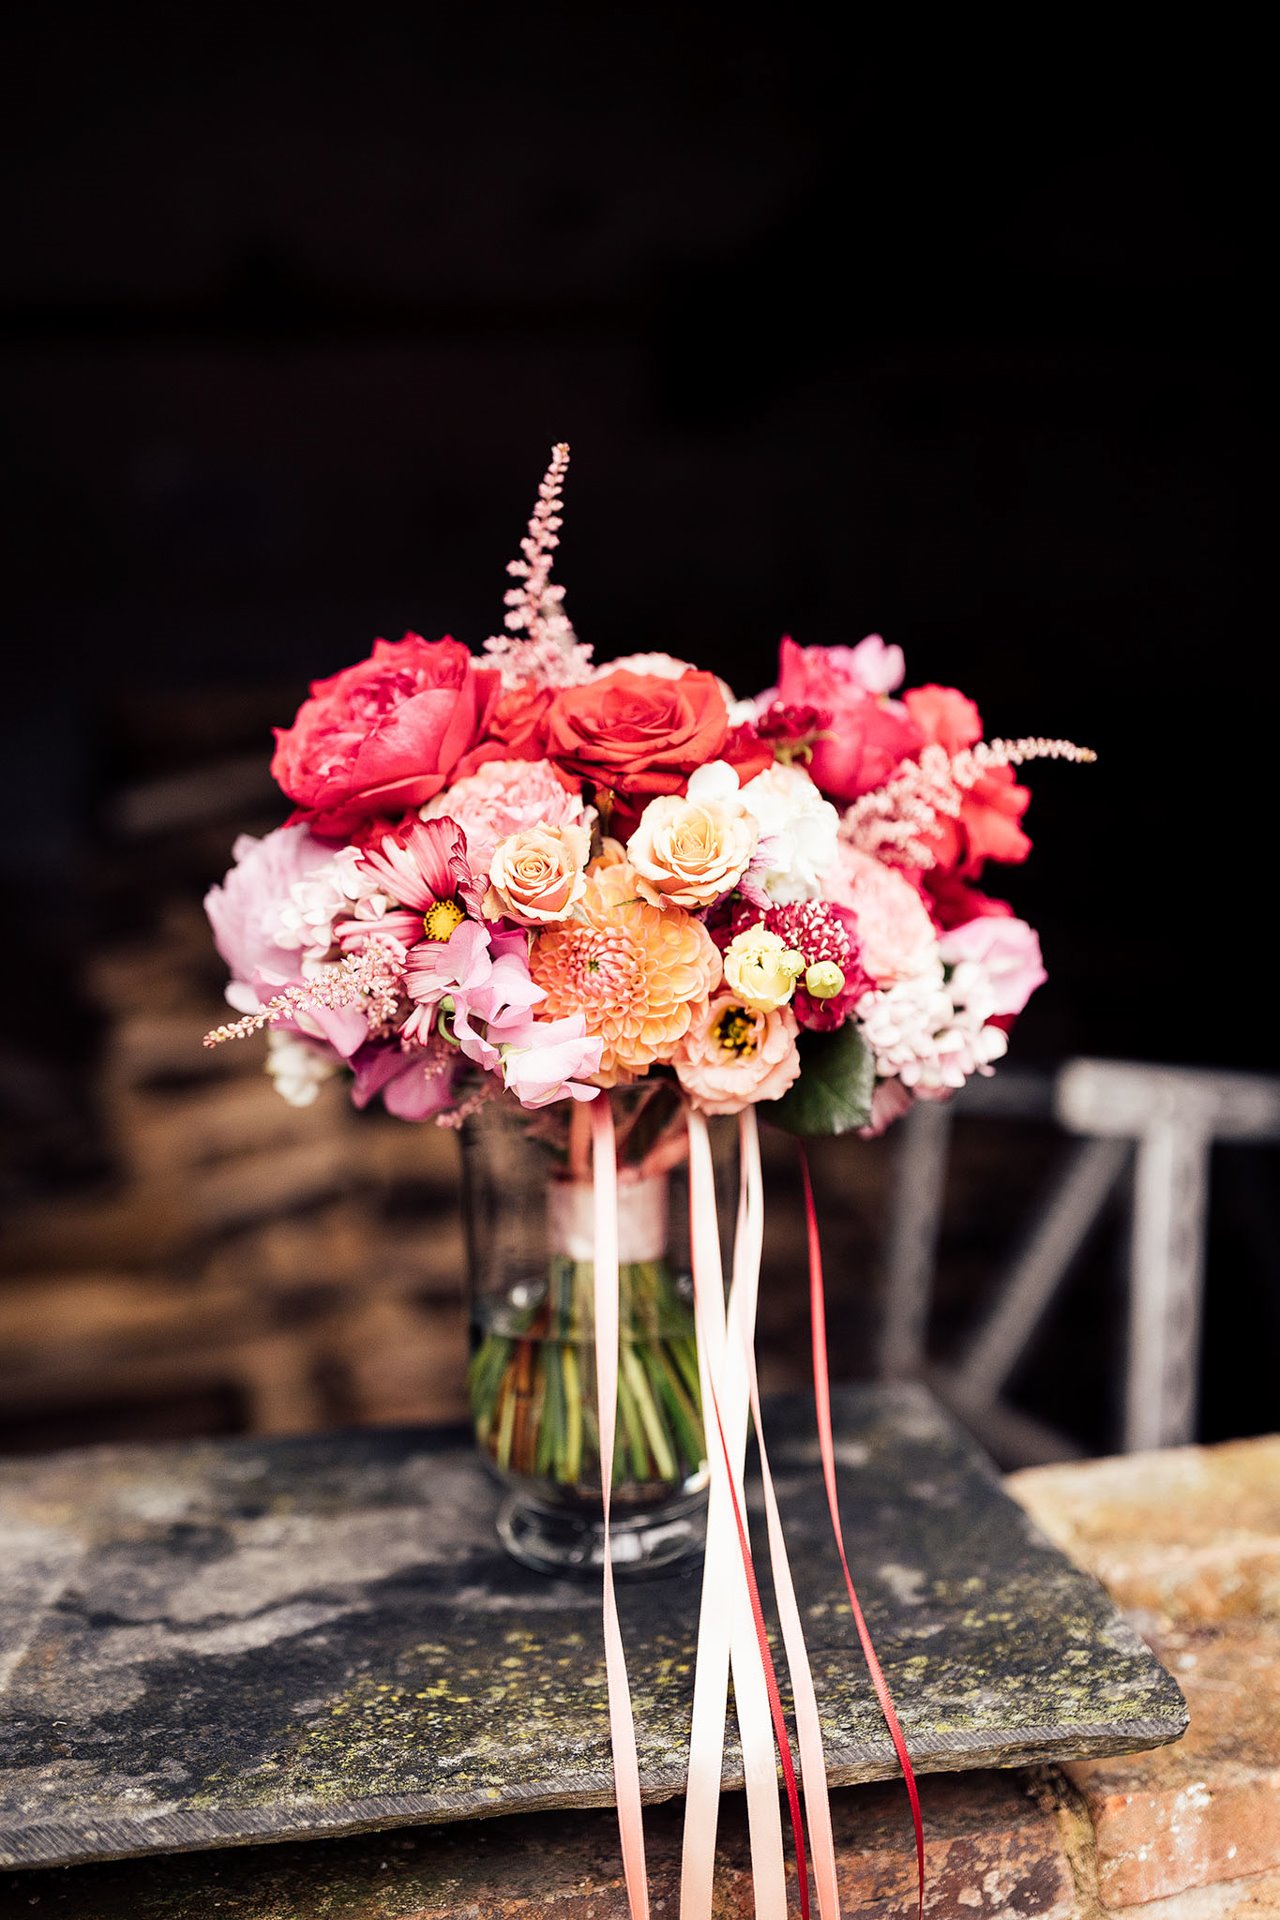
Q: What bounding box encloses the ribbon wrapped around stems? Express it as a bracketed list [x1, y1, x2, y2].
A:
[589, 1096, 924, 1917]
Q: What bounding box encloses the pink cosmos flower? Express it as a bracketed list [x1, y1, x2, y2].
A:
[352, 817, 483, 945]
[939, 915, 1046, 1019]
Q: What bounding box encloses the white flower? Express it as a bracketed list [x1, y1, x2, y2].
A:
[738, 762, 840, 902]
[275, 846, 377, 968]
[855, 965, 1007, 1094]
[265, 1030, 340, 1107]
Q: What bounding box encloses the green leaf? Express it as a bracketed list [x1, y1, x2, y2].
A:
[768, 1022, 876, 1137]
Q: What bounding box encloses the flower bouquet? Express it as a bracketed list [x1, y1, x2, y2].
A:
[204, 445, 1089, 1914]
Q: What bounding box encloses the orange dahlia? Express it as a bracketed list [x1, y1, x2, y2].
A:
[529, 859, 721, 1080]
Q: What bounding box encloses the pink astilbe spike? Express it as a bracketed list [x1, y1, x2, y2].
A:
[202, 945, 404, 1048]
[842, 736, 1095, 868]
[482, 443, 594, 690]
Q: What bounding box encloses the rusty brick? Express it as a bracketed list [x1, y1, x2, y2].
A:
[1012, 1441, 1280, 1908]
[1008, 1438, 1280, 1627]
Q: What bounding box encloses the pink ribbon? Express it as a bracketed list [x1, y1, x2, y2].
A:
[591, 1094, 651, 1919]
[800, 1144, 925, 1917]
[735, 1111, 842, 1918]
[682, 1108, 787, 1916]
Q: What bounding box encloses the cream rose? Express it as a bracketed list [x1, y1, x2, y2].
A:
[484, 823, 590, 925]
[722, 925, 805, 1011]
[626, 762, 758, 908]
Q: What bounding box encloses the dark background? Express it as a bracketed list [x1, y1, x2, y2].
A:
[0, 13, 1273, 1453]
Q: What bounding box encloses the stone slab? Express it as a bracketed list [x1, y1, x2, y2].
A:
[0, 1384, 1186, 1870]
[0, 1771, 1077, 1919]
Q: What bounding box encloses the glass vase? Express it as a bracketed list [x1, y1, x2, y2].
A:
[461, 1082, 719, 1575]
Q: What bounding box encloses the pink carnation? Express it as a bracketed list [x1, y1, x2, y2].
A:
[674, 992, 801, 1115]
[205, 825, 340, 987]
[205, 825, 371, 1059]
[421, 758, 593, 887]
[827, 845, 940, 985]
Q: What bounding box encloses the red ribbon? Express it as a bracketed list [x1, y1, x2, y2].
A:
[800, 1143, 926, 1917]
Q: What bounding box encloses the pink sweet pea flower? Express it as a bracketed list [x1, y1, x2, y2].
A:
[350, 1039, 459, 1119]
[498, 1013, 603, 1107]
[452, 950, 547, 1072]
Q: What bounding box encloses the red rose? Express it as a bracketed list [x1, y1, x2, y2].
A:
[271, 634, 500, 840]
[904, 684, 1032, 876]
[482, 681, 557, 762]
[924, 871, 1016, 932]
[775, 637, 922, 802]
[545, 668, 730, 807]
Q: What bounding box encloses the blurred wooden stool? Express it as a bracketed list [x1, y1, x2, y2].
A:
[877, 1059, 1280, 1462]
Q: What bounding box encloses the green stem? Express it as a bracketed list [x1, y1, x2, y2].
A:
[561, 1343, 583, 1484]
[622, 1343, 677, 1481]
[616, 1364, 650, 1480]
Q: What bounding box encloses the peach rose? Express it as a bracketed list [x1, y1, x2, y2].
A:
[484, 823, 590, 926]
[674, 992, 802, 1115]
[626, 762, 758, 908]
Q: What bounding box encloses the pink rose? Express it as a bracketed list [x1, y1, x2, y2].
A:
[775, 636, 922, 803]
[674, 992, 802, 1115]
[939, 916, 1046, 1019]
[271, 634, 500, 840]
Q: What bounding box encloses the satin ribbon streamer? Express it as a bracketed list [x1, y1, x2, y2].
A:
[734, 1111, 842, 1919]
[683, 1108, 787, 1916]
[591, 1098, 924, 1917]
[591, 1095, 651, 1919]
[800, 1144, 926, 1918]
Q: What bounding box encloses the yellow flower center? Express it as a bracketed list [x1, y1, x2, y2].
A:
[713, 1006, 758, 1059]
[423, 898, 466, 941]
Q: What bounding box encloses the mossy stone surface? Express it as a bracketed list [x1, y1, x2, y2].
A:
[0, 1384, 1186, 1870]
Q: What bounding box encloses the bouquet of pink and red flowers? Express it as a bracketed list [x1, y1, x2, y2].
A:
[203, 444, 1092, 1910]
[205, 443, 1089, 1137]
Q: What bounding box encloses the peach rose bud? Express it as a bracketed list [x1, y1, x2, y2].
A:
[484, 823, 590, 925]
[626, 762, 758, 909]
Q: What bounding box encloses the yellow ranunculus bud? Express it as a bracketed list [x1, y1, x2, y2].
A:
[804, 959, 846, 1001]
[723, 926, 805, 1011]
